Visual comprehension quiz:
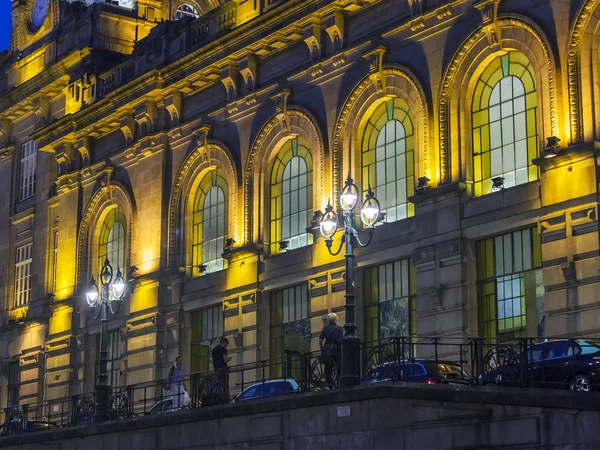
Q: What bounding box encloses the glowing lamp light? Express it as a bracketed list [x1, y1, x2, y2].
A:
[86, 278, 99, 307]
[319, 201, 338, 239]
[360, 187, 381, 227]
[112, 268, 125, 300]
[340, 174, 359, 212]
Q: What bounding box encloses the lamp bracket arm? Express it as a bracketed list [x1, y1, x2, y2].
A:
[355, 228, 374, 248]
[108, 300, 121, 315]
[326, 235, 345, 256]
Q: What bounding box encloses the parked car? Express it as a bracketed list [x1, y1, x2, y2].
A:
[145, 395, 194, 415]
[480, 339, 600, 392]
[0, 418, 59, 436]
[362, 359, 471, 385]
[233, 379, 301, 402]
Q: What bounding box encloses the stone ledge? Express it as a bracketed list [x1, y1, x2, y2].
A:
[2, 382, 600, 446]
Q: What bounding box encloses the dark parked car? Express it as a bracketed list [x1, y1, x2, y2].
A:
[363, 359, 471, 385]
[480, 339, 600, 391]
[233, 379, 301, 402]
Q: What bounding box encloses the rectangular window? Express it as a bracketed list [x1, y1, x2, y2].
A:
[7, 362, 19, 408]
[95, 330, 122, 387]
[477, 228, 544, 339]
[191, 304, 224, 373]
[363, 258, 416, 343]
[52, 230, 58, 294]
[14, 243, 32, 308]
[19, 140, 37, 201]
[270, 284, 310, 378]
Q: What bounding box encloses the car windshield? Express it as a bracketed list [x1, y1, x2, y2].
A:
[264, 382, 295, 395]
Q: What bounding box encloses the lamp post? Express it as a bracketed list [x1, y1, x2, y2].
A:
[86, 258, 126, 422]
[319, 173, 381, 387]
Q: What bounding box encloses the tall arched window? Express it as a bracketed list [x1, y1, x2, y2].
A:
[98, 207, 127, 299]
[361, 98, 415, 222]
[192, 170, 227, 276]
[270, 137, 313, 254]
[472, 52, 538, 196]
[175, 3, 200, 19]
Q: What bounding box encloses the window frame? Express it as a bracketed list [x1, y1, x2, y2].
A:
[270, 137, 313, 255]
[471, 52, 539, 196]
[361, 98, 415, 223]
[14, 242, 33, 309]
[18, 140, 37, 202]
[175, 2, 200, 19]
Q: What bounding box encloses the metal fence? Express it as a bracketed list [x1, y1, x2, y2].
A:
[3, 335, 598, 436]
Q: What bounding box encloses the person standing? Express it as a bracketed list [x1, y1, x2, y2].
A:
[319, 313, 343, 388]
[212, 338, 232, 403]
[166, 356, 186, 409]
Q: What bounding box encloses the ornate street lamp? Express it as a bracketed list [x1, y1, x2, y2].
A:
[86, 258, 126, 422]
[318, 173, 381, 387]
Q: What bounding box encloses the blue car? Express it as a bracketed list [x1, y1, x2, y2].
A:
[233, 379, 301, 402]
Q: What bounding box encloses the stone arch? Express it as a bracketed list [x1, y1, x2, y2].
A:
[168, 141, 238, 269]
[244, 107, 325, 244]
[567, 0, 600, 143]
[77, 182, 135, 289]
[331, 66, 429, 208]
[437, 15, 558, 184]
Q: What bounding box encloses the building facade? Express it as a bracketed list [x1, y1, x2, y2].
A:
[0, 0, 599, 409]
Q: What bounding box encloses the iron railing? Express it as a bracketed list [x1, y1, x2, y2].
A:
[3, 335, 599, 436]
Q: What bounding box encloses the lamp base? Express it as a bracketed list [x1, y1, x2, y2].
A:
[338, 335, 361, 388]
[92, 384, 110, 423]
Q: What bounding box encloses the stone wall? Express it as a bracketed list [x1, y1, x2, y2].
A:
[1, 383, 599, 450]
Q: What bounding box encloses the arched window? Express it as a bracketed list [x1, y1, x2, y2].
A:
[472, 52, 538, 196]
[270, 137, 313, 254]
[192, 170, 227, 275]
[175, 3, 200, 19]
[361, 98, 415, 223]
[98, 207, 127, 299]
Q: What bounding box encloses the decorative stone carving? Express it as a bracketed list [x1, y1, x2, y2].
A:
[54, 141, 76, 176]
[165, 90, 182, 127]
[33, 96, 50, 125]
[77, 135, 93, 169]
[408, 0, 424, 30]
[0, 116, 13, 147]
[567, 0, 600, 143]
[134, 102, 157, 139]
[304, 19, 323, 76]
[362, 46, 387, 97]
[119, 111, 136, 147]
[221, 60, 238, 114]
[270, 89, 291, 136]
[238, 54, 257, 94]
[193, 124, 212, 165]
[474, 0, 502, 51]
[325, 9, 344, 56]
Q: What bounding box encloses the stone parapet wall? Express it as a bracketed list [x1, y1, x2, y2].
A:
[1, 384, 599, 450]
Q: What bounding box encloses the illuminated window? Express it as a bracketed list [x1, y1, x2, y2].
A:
[191, 304, 223, 373]
[270, 137, 313, 254]
[98, 208, 127, 300]
[175, 3, 200, 19]
[19, 140, 37, 202]
[364, 258, 416, 343]
[361, 98, 415, 223]
[14, 243, 32, 308]
[270, 284, 310, 378]
[477, 228, 545, 340]
[192, 170, 227, 276]
[472, 52, 538, 196]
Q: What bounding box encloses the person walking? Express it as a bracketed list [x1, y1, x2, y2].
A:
[319, 313, 343, 388]
[212, 338, 232, 403]
[166, 356, 187, 409]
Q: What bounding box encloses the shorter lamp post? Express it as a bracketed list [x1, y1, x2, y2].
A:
[86, 258, 126, 422]
[319, 173, 381, 387]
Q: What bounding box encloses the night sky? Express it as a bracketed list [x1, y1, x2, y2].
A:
[0, 2, 11, 52]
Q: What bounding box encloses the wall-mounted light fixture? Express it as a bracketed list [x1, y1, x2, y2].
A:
[544, 136, 562, 158]
[416, 176, 430, 194]
[492, 176, 505, 190]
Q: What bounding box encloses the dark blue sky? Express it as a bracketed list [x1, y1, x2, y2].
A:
[0, 3, 12, 52]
